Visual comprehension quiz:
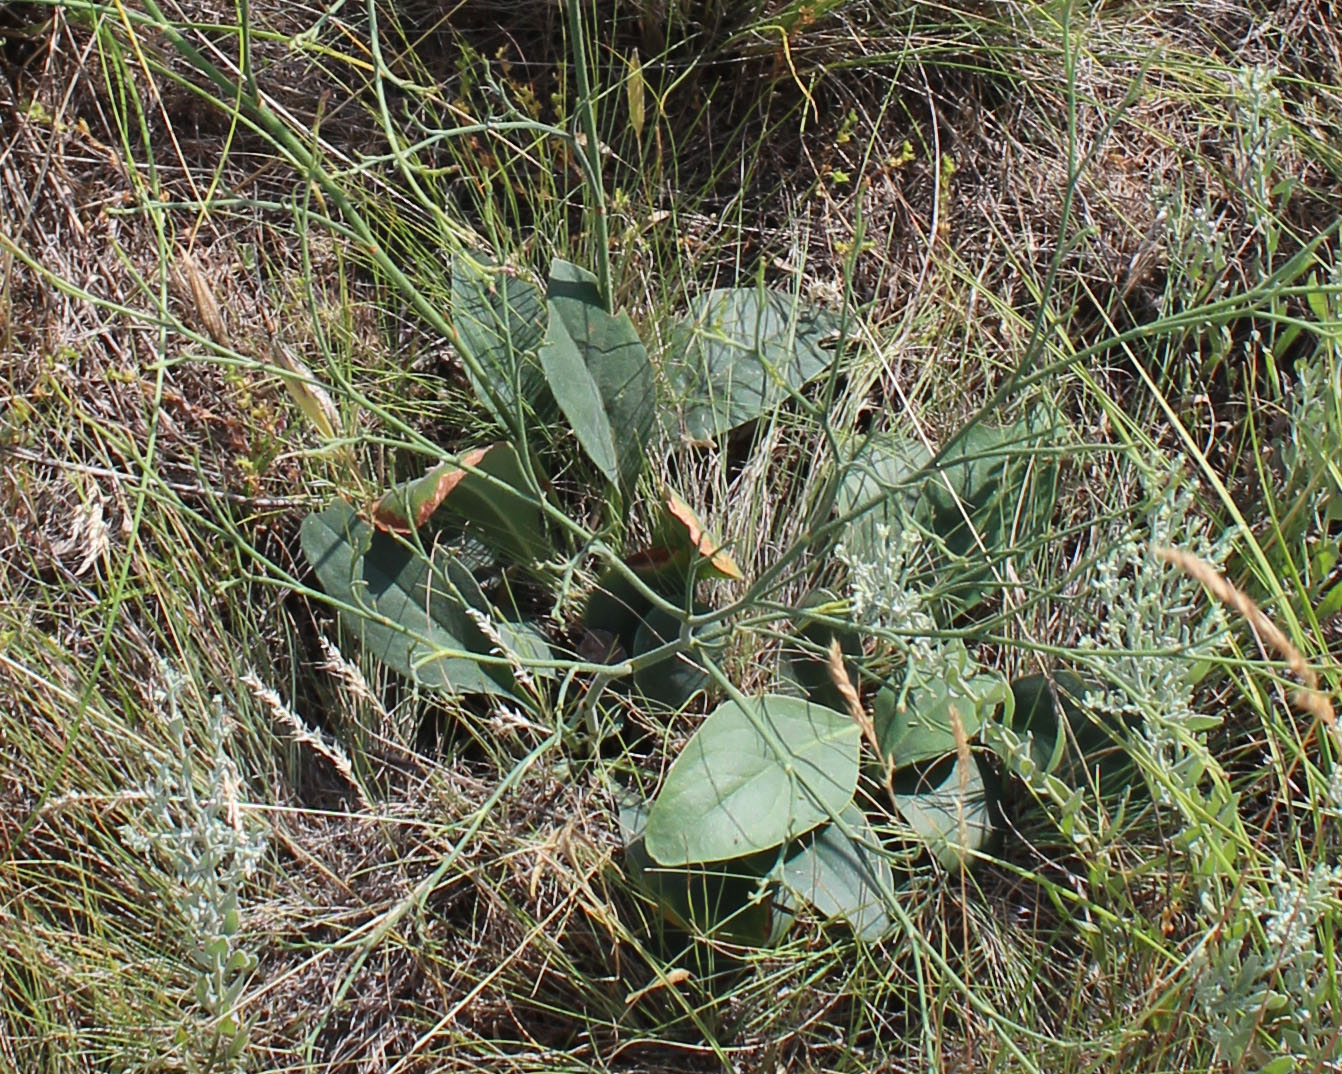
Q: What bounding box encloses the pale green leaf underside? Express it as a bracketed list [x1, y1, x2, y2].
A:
[667, 287, 839, 442]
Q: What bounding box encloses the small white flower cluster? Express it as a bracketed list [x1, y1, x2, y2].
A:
[837, 522, 986, 712]
[1194, 858, 1342, 1058]
[835, 522, 937, 643]
[120, 660, 265, 1051]
[1078, 466, 1233, 805]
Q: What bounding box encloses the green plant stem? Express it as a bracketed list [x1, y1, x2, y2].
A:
[565, 0, 612, 311]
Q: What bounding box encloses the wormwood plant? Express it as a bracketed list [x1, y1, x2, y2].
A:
[1275, 275, 1342, 602]
[119, 662, 266, 1067]
[1077, 464, 1233, 809]
[1194, 857, 1342, 1066]
[296, 249, 1142, 946]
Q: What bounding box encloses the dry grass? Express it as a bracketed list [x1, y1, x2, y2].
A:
[1157, 543, 1337, 733]
[3, 0, 1342, 1070]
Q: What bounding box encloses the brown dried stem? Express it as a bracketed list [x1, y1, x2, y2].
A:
[1155, 545, 1337, 738]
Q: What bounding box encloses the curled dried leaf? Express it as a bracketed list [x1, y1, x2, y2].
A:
[273, 346, 343, 443]
[664, 490, 744, 581]
[179, 251, 231, 348]
[371, 446, 491, 534]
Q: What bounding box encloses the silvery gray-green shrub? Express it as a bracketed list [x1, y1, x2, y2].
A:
[120, 661, 266, 1065]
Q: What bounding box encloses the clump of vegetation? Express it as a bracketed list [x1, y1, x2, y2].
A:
[119, 661, 268, 1065]
[297, 249, 1078, 945]
[3, 0, 1341, 1070]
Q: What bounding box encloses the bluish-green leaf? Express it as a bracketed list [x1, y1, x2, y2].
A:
[873, 646, 1011, 767]
[835, 433, 929, 562]
[893, 754, 1001, 869]
[452, 255, 547, 422]
[1009, 671, 1135, 790]
[545, 259, 656, 491]
[540, 309, 621, 485]
[837, 412, 1060, 614]
[630, 606, 715, 711]
[300, 500, 547, 698]
[645, 694, 861, 867]
[426, 442, 550, 568]
[619, 798, 778, 945]
[666, 287, 839, 442]
[916, 411, 1060, 609]
[779, 803, 895, 941]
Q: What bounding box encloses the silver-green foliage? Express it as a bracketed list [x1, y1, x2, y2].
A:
[643, 695, 861, 867]
[1280, 305, 1341, 528]
[1194, 858, 1342, 1063]
[119, 661, 266, 1065]
[1077, 464, 1232, 807]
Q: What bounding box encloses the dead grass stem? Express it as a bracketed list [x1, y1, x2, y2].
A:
[1155, 544, 1338, 736]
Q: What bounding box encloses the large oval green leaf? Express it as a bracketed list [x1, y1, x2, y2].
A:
[300, 500, 548, 698]
[451, 255, 548, 424]
[644, 694, 861, 867]
[665, 287, 839, 443]
[893, 753, 1002, 870]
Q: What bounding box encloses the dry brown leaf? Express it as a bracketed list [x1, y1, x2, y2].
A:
[179, 251, 231, 349]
